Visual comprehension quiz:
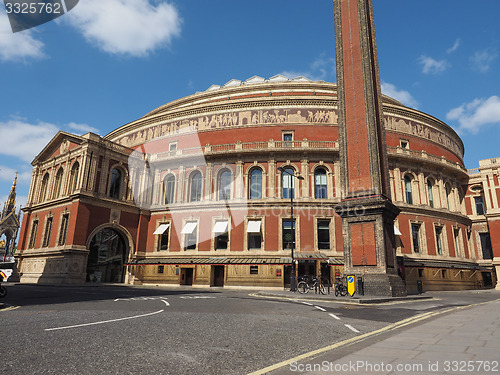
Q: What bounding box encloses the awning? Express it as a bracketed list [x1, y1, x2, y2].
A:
[394, 225, 402, 236]
[127, 257, 287, 266]
[212, 221, 229, 233]
[247, 220, 262, 233]
[181, 222, 197, 234]
[153, 223, 170, 235]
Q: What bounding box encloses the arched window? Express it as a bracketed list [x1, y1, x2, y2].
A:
[53, 168, 64, 198]
[69, 162, 79, 193]
[427, 179, 434, 208]
[40, 173, 49, 202]
[404, 175, 413, 204]
[163, 174, 175, 205]
[218, 169, 231, 201]
[109, 168, 122, 199]
[189, 171, 202, 202]
[314, 168, 327, 199]
[249, 168, 262, 200]
[282, 167, 295, 199]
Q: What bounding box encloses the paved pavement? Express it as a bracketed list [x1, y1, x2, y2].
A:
[254, 291, 500, 375]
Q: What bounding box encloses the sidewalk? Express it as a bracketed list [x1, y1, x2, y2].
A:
[270, 298, 500, 374]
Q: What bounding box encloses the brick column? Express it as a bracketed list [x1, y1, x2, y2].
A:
[334, 0, 405, 296]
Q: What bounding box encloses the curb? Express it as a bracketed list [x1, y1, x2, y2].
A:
[254, 291, 432, 304]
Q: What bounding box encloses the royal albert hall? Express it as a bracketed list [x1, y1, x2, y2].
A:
[16, 76, 499, 293]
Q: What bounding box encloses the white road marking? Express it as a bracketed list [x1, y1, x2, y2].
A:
[329, 313, 341, 320]
[344, 324, 360, 333]
[314, 306, 326, 312]
[301, 302, 313, 306]
[179, 296, 216, 299]
[45, 310, 164, 331]
[114, 296, 169, 302]
[161, 299, 170, 306]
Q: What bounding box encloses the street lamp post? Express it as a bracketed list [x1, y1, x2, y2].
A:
[278, 166, 304, 292]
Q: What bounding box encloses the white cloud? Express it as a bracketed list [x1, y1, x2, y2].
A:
[65, 0, 182, 57]
[0, 166, 32, 184]
[418, 55, 449, 74]
[68, 122, 100, 135]
[0, 119, 59, 162]
[381, 82, 418, 109]
[446, 96, 500, 133]
[0, 15, 45, 62]
[281, 54, 335, 82]
[447, 39, 461, 54]
[470, 50, 497, 73]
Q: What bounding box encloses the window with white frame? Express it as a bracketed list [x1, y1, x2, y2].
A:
[247, 219, 262, 250]
[182, 221, 198, 250]
[213, 220, 229, 250]
[154, 223, 170, 251]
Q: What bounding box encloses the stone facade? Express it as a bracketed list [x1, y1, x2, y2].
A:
[14, 78, 497, 292]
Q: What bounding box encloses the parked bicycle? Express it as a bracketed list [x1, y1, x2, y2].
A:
[334, 275, 348, 297]
[297, 275, 326, 295]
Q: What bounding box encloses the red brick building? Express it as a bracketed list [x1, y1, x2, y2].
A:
[15, 77, 499, 291]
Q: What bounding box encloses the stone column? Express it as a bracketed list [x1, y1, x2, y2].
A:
[334, 0, 405, 296]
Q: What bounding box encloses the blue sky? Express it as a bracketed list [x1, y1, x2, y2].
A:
[0, 0, 499, 209]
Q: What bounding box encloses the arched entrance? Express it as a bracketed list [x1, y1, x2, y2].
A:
[86, 228, 128, 283]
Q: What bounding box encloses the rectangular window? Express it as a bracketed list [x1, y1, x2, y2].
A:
[247, 220, 262, 250]
[435, 226, 443, 255]
[283, 132, 293, 147]
[158, 265, 164, 274]
[28, 220, 38, 249]
[317, 219, 330, 250]
[250, 265, 259, 275]
[154, 223, 170, 251]
[181, 222, 198, 250]
[418, 269, 423, 277]
[411, 224, 420, 253]
[282, 219, 295, 250]
[42, 217, 53, 248]
[441, 269, 446, 278]
[213, 221, 229, 250]
[58, 214, 69, 246]
[474, 196, 485, 215]
[400, 139, 409, 149]
[480, 233, 493, 260]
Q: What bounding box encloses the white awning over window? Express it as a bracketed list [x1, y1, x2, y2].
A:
[181, 222, 198, 234]
[247, 220, 262, 233]
[394, 225, 402, 236]
[212, 221, 229, 233]
[153, 224, 170, 235]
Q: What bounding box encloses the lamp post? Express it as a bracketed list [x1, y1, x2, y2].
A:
[278, 166, 304, 292]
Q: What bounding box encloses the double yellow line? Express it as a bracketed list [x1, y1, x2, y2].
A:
[0, 305, 20, 312]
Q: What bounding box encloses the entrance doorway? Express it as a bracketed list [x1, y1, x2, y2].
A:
[86, 228, 127, 283]
[211, 266, 225, 287]
[180, 268, 194, 285]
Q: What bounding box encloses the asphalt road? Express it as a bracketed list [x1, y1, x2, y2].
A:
[1, 285, 499, 375]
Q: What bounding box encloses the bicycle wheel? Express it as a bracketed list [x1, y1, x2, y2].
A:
[0, 285, 7, 298]
[297, 281, 309, 294]
[318, 284, 326, 295]
[340, 285, 348, 296]
[334, 286, 339, 297]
